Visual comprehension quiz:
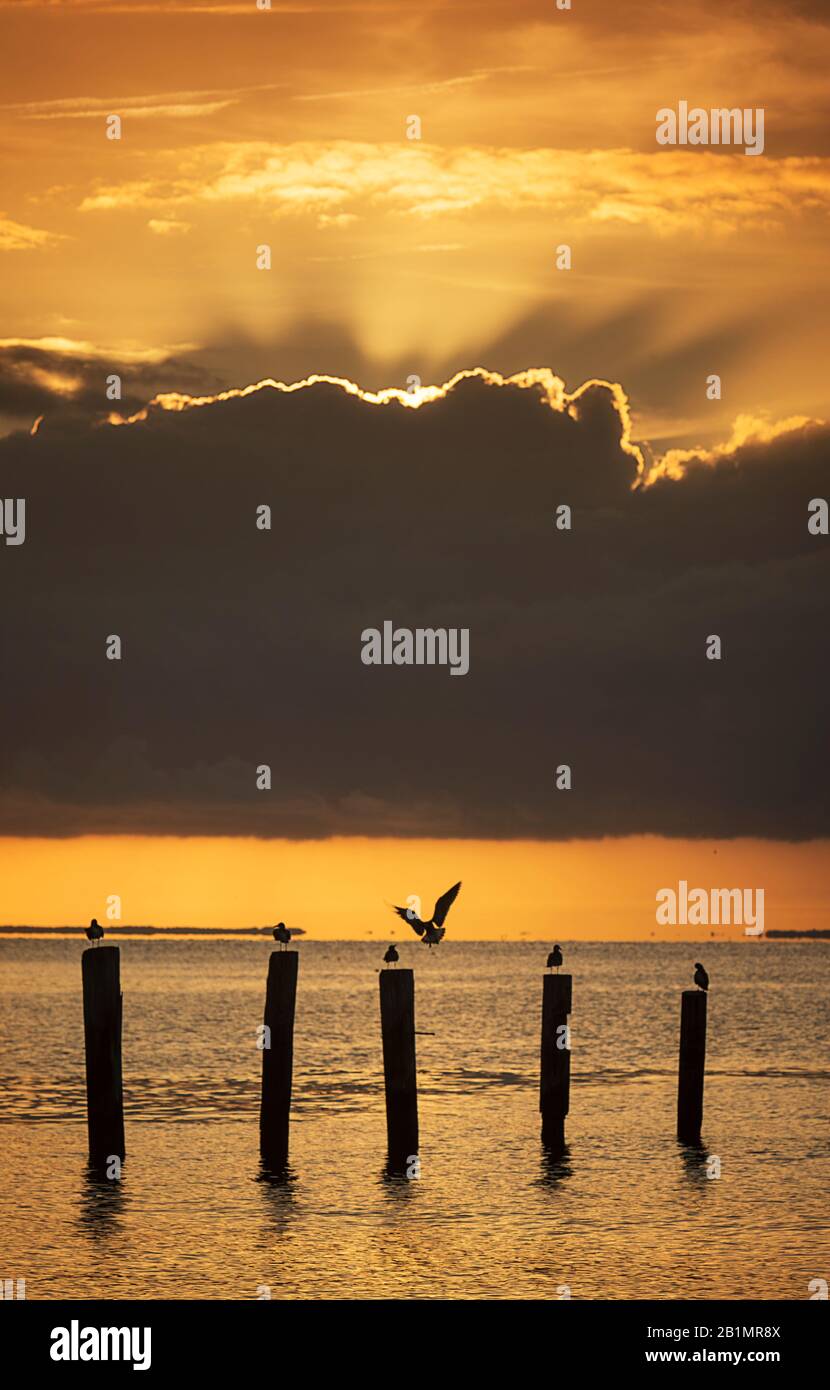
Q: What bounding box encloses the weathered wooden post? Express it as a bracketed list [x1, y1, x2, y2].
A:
[259, 950, 299, 1169]
[82, 946, 125, 1167]
[379, 968, 418, 1169]
[540, 973, 571, 1149]
[677, 989, 707, 1141]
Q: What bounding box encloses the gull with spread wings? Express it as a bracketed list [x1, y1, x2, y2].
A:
[392, 881, 461, 946]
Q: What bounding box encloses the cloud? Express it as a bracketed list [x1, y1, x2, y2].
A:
[294, 68, 534, 103]
[76, 140, 830, 232]
[0, 371, 827, 840]
[107, 364, 645, 477]
[147, 218, 191, 236]
[2, 84, 280, 122]
[0, 336, 194, 361]
[0, 337, 211, 431]
[27, 100, 236, 120]
[647, 412, 824, 482]
[0, 213, 61, 251]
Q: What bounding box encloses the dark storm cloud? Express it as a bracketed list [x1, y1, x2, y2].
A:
[0, 373, 827, 839]
[0, 342, 219, 436]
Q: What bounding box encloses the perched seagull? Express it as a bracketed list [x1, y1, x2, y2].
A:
[693, 961, 709, 992]
[272, 922, 292, 949]
[547, 945, 563, 973]
[393, 881, 461, 947]
[383, 944, 399, 968]
[85, 918, 104, 947]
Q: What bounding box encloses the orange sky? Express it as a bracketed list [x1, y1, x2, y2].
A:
[1, 834, 827, 939]
[1, 1, 828, 934]
[1, 0, 829, 444]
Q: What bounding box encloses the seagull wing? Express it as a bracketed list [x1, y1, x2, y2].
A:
[432, 880, 461, 927]
[393, 905, 426, 936]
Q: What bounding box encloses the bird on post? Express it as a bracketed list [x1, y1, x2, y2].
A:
[383, 944, 399, 968]
[547, 944, 563, 973]
[392, 881, 461, 947]
[85, 918, 104, 947]
[693, 961, 709, 991]
[272, 922, 292, 949]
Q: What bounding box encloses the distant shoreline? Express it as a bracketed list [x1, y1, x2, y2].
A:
[0, 925, 295, 937]
[0, 927, 827, 940]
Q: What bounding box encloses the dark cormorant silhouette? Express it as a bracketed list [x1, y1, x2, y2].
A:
[392, 881, 461, 947]
[547, 945, 563, 973]
[693, 961, 709, 991]
[272, 922, 292, 948]
[85, 918, 104, 946]
[383, 944, 399, 968]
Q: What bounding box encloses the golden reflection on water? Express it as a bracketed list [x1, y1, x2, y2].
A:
[1, 939, 827, 1299]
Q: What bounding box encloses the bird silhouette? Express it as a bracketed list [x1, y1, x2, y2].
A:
[272, 922, 292, 949]
[383, 944, 399, 968]
[85, 918, 104, 947]
[392, 881, 461, 946]
[693, 961, 709, 991]
[547, 944, 563, 973]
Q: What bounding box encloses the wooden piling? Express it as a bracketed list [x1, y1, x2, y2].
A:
[379, 968, 418, 1168]
[259, 950, 299, 1168]
[677, 989, 707, 1141]
[82, 946, 125, 1166]
[540, 973, 572, 1149]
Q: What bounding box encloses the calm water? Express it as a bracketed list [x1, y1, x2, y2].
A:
[0, 938, 827, 1300]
